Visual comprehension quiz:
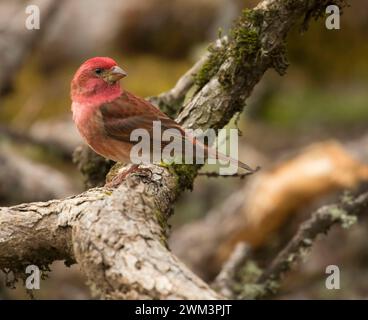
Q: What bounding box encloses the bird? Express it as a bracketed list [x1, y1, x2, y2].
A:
[71, 57, 254, 186]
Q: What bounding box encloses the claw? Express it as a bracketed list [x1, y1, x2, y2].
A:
[105, 164, 139, 188]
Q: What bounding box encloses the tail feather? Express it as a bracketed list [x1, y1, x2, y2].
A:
[206, 145, 257, 172]
[186, 132, 258, 172]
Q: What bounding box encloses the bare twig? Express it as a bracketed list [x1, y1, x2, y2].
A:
[198, 166, 261, 179]
[212, 242, 250, 298]
[248, 190, 368, 299]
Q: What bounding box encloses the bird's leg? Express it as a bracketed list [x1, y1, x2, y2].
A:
[105, 164, 140, 188]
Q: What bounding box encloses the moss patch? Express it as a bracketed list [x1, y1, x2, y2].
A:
[220, 8, 265, 89]
[194, 9, 264, 91]
[230, 9, 263, 63]
[194, 43, 227, 90]
[329, 206, 357, 229]
[234, 260, 275, 299]
[168, 163, 200, 192]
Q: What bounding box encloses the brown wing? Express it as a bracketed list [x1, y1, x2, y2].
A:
[100, 91, 186, 148]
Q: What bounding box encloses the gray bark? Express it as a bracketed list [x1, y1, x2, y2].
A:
[0, 166, 219, 299]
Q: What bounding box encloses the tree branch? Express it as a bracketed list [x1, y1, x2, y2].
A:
[212, 242, 250, 298]
[0, 166, 219, 299]
[247, 190, 368, 299]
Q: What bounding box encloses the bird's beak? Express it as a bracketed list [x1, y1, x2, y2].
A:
[106, 66, 128, 83]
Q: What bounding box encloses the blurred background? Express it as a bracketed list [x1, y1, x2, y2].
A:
[0, 0, 368, 299]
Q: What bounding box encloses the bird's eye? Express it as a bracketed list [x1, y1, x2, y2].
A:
[95, 68, 103, 75]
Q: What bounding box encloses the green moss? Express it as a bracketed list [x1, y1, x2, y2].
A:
[234, 260, 277, 299]
[194, 8, 264, 91]
[192, 7, 281, 91]
[329, 206, 357, 229]
[168, 163, 200, 192]
[237, 260, 263, 284]
[230, 9, 262, 63]
[239, 281, 280, 300]
[159, 161, 199, 193]
[154, 208, 168, 231]
[194, 43, 227, 90]
[153, 209, 169, 247]
[218, 9, 264, 89]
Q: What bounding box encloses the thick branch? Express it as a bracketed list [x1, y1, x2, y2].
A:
[0, 166, 219, 299]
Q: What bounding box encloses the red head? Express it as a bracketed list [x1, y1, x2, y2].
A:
[71, 57, 127, 104]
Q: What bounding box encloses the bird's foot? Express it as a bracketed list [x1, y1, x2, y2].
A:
[105, 164, 154, 188]
[105, 164, 139, 188]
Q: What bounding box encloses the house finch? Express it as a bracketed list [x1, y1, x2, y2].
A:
[71, 57, 254, 184]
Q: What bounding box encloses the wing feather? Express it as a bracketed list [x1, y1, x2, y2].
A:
[100, 91, 186, 149]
